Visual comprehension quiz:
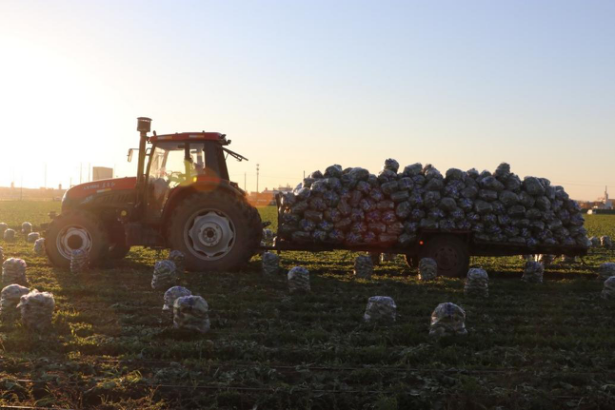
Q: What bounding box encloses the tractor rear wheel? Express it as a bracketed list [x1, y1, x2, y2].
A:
[45, 210, 109, 269]
[167, 192, 262, 272]
[418, 234, 469, 278]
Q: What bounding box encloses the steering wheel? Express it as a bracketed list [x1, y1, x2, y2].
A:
[165, 171, 187, 184]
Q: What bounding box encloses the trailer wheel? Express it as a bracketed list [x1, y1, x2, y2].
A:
[45, 210, 109, 269]
[167, 191, 262, 272]
[419, 235, 469, 278]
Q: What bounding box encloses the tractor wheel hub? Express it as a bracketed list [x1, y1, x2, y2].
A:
[186, 211, 235, 260]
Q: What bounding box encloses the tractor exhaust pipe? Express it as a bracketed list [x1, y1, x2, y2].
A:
[136, 117, 151, 187]
[134, 117, 152, 214]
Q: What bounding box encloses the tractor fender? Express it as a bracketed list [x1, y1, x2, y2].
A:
[161, 181, 247, 229]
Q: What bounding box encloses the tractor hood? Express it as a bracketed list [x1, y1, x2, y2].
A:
[62, 177, 138, 212]
[65, 177, 137, 200]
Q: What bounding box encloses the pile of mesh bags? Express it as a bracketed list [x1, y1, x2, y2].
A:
[419, 258, 438, 281]
[163, 286, 192, 312]
[464, 268, 489, 297]
[168, 250, 185, 275]
[3, 229, 16, 242]
[598, 263, 615, 281]
[287, 266, 310, 293]
[21, 222, 32, 235]
[277, 161, 590, 250]
[26, 232, 40, 243]
[2, 258, 27, 286]
[261, 252, 280, 275]
[173, 295, 210, 333]
[363, 296, 396, 323]
[429, 302, 468, 337]
[354, 255, 373, 279]
[601, 236, 613, 249]
[522, 261, 544, 283]
[17, 289, 55, 331]
[0, 284, 30, 320]
[34, 238, 45, 256]
[152, 260, 178, 290]
[602, 276, 615, 300]
[70, 249, 89, 274]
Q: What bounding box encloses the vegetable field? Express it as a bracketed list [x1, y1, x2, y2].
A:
[1, 201, 615, 409]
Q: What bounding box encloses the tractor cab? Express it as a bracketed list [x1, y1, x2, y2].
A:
[143, 133, 232, 222]
[129, 119, 248, 224]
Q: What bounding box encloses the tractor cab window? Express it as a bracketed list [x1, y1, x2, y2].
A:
[149, 142, 206, 189]
[147, 141, 207, 214]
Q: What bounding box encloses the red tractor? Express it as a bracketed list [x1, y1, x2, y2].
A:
[45, 117, 263, 271]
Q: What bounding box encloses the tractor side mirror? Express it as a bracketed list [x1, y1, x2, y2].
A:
[127, 148, 134, 163]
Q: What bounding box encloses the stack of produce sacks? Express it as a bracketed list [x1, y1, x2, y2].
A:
[277, 161, 590, 250]
[151, 260, 178, 290]
[601, 236, 613, 249]
[354, 255, 373, 279]
[522, 261, 544, 283]
[287, 266, 310, 293]
[2, 258, 27, 286]
[261, 252, 280, 275]
[17, 290, 55, 331]
[168, 250, 185, 275]
[429, 302, 468, 337]
[173, 295, 210, 333]
[419, 258, 438, 281]
[598, 263, 615, 281]
[26, 232, 40, 243]
[3, 229, 16, 242]
[0, 223, 7, 236]
[261, 229, 274, 246]
[363, 296, 396, 323]
[163, 286, 192, 311]
[34, 238, 45, 255]
[0, 246, 3, 263]
[21, 222, 32, 235]
[602, 277, 615, 300]
[464, 268, 489, 297]
[70, 250, 89, 274]
[0, 284, 30, 319]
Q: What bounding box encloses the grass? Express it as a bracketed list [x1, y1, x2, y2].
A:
[1, 201, 615, 409]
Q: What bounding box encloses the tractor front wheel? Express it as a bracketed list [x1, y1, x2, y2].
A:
[167, 192, 262, 272]
[45, 210, 109, 269]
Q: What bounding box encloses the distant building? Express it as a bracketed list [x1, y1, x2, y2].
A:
[594, 186, 613, 210]
[586, 187, 614, 214]
[248, 185, 293, 206]
[92, 167, 113, 181]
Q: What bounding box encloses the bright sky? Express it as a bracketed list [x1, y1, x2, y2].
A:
[1, 0, 614, 200]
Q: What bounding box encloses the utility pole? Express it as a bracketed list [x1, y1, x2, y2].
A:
[80, 163, 83, 184]
[244, 173, 247, 191]
[44, 163, 47, 188]
[256, 164, 260, 193]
